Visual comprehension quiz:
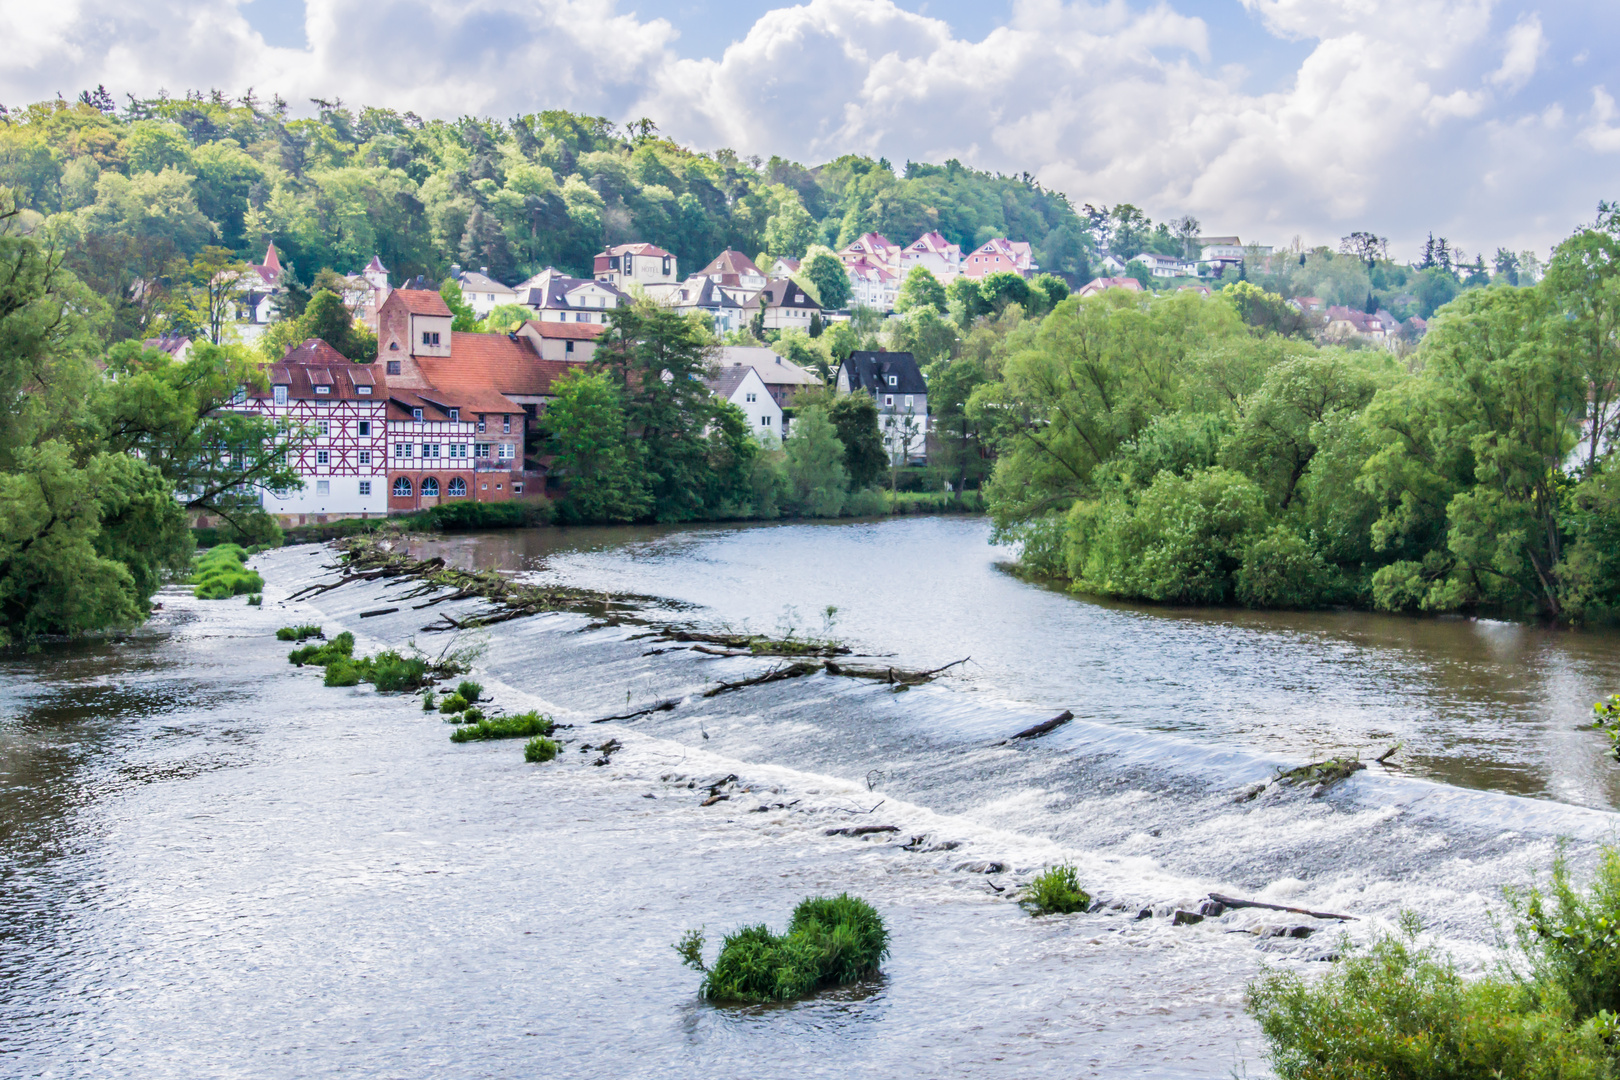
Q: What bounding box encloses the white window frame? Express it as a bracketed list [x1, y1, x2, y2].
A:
[273, 385, 287, 405]
[358, 480, 371, 496]
[315, 449, 329, 466]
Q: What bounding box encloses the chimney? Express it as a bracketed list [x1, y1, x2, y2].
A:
[450, 263, 461, 278]
[480, 266, 488, 275]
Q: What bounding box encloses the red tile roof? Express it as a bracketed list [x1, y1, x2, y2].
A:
[528, 321, 607, 340]
[282, 337, 350, 365]
[391, 289, 453, 316]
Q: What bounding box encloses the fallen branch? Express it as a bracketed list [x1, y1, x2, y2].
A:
[702, 662, 821, 698]
[1009, 709, 1074, 741]
[358, 607, 398, 618]
[1208, 893, 1358, 922]
[592, 699, 680, 723]
[824, 825, 899, 837]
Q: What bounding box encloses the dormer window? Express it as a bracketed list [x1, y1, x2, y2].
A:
[357, 386, 372, 394]
[412, 408, 423, 421]
[448, 408, 459, 421]
[273, 385, 287, 405]
[315, 385, 330, 394]
[888, 375, 897, 386]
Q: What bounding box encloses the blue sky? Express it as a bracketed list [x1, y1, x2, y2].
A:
[6, 0, 1618, 257]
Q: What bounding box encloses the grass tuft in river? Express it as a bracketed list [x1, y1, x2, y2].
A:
[449, 710, 553, 743]
[276, 624, 324, 642]
[523, 736, 558, 762]
[438, 693, 469, 714]
[1249, 845, 1620, 1079]
[676, 894, 889, 1003]
[192, 544, 264, 600]
[1020, 864, 1090, 916]
[455, 680, 483, 703]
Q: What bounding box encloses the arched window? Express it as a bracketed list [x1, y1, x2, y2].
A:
[392, 476, 412, 498]
[421, 476, 440, 497]
[447, 477, 467, 497]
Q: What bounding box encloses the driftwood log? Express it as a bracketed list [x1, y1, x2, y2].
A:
[1208, 893, 1358, 921]
[1011, 710, 1074, 741]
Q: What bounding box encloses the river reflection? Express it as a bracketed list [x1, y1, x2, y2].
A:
[412, 517, 1620, 809]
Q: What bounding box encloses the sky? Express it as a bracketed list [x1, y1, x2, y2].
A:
[2, 0, 1617, 261]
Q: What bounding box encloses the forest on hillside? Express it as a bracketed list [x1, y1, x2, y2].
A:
[0, 91, 1095, 341]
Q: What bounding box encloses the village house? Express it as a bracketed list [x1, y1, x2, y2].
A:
[845, 255, 900, 310]
[899, 232, 962, 281]
[838, 233, 900, 271]
[451, 265, 519, 318]
[837, 350, 928, 464]
[523, 320, 606, 362]
[1133, 252, 1198, 279]
[516, 267, 627, 325]
[336, 256, 392, 330]
[669, 276, 752, 335]
[713, 346, 823, 408]
[755, 279, 824, 331]
[142, 333, 193, 362]
[232, 241, 285, 341]
[1077, 276, 1145, 297]
[241, 337, 390, 523]
[961, 238, 1036, 279]
[593, 243, 678, 292]
[696, 249, 767, 291]
[706, 365, 782, 443]
[373, 289, 554, 512]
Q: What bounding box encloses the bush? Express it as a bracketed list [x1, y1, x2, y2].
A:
[524, 735, 558, 762]
[422, 689, 437, 711]
[450, 710, 554, 743]
[1236, 525, 1337, 609]
[1021, 864, 1091, 916]
[1508, 845, 1620, 1020]
[455, 680, 483, 703]
[438, 693, 469, 714]
[366, 651, 430, 692]
[289, 631, 354, 666]
[425, 499, 552, 530]
[276, 624, 324, 641]
[462, 706, 484, 724]
[323, 661, 360, 687]
[677, 893, 889, 1003]
[247, 594, 262, 606]
[843, 487, 889, 517]
[1247, 927, 1611, 1080]
[191, 543, 264, 599]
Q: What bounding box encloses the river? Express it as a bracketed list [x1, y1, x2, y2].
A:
[3, 516, 1619, 1078]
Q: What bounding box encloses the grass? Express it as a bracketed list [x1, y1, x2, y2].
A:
[1021, 864, 1091, 916]
[288, 631, 354, 666]
[524, 736, 557, 762]
[422, 689, 437, 711]
[191, 544, 265, 599]
[449, 710, 554, 743]
[438, 693, 469, 714]
[247, 594, 262, 606]
[1248, 845, 1620, 1079]
[456, 680, 483, 703]
[675, 894, 889, 1003]
[276, 624, 324, 641]
[461, 706, 484, 724]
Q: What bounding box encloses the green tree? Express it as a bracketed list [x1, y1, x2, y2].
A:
[896, 266, 947, 314]
[594, 302, 718, 521]
[173, 245, 248, 345]
[481, 303, 534, 333]
[926, 357, 991, 496]
[542, 369, 649, 523]
[825, 391, 887, 490]
[440, 277, 479, 332]
[783, 404, 847, 516]
[800, 247, 850, 310]
[1543, 202, 1620, 473]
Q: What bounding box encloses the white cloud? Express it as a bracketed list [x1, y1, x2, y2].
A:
[1489, 14, 1544, 92]
[1584, 87, 1620, 153]
[0, 0, 1608, 257]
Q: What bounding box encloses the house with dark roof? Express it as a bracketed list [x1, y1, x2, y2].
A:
[705, 365, 781, 443]
[756, 279, 823, 331]
[836, 351, 929, 464]
[669, 276, 752, 335]
[515, 267, 626, 328]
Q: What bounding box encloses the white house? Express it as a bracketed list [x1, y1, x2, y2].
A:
[452, 265, 519, 318]
[706, 365, 782, 443]
[1133, 252, 1198, 278]
[713, 346, 823, 408]
[593, 243, 678, 291]
[516, 267, 627, 325]
[846, 255, 900, 310]
[899, 231, 962, 281]
[756, 279, 823, 331]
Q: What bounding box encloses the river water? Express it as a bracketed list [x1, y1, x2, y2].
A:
[4, 516, 1620, 1078]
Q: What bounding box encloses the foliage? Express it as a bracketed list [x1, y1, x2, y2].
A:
[423, 498, 552, 530]
[800, 247, 850, 310]
[191, 543, 264, 598]
[678, 893, 889, 1003]
[438, 692, 469, 713]
[1021, 864, 1091, 916]
[896, 266, 947, 314]
[1247, 924, 1615, 1080]
[257, 287, 377, 361]
[275, 624, 323, 641]
[449, 710, 555, 742]
[1507, 845, 1620, 1021]
[288, 630, 354, 666]
[543, 369, 650, 524]
[783, 404, 847, 517]
[456, 680, 483, 702]
[524, 735, 558, 762]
